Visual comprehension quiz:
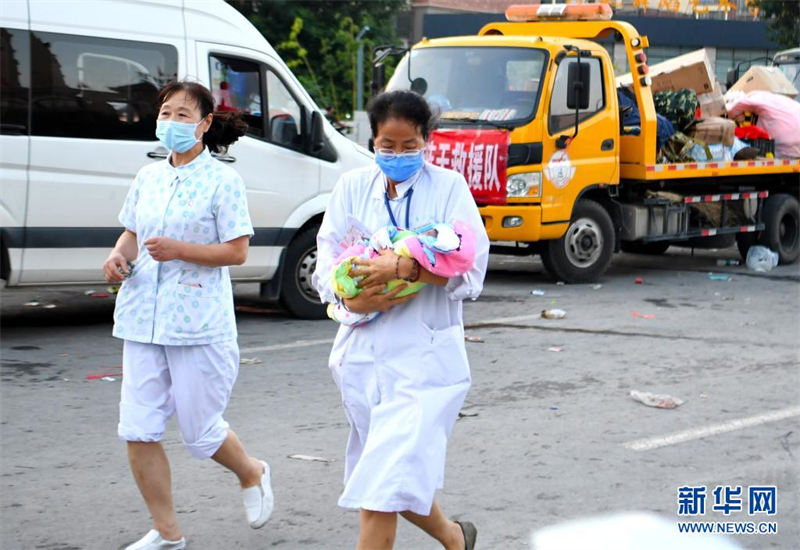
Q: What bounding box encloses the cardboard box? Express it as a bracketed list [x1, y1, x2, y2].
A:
[692, 116, 735, 147]
[728, 66, 798, 98]
[698, 83, 726, 118]
[617, 48, 715, 95]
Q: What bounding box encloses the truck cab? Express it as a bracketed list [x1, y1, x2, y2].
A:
[385, 3, 799, 282]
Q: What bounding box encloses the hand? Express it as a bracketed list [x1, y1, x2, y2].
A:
[103, 250, 129, 283]
[351, 249, 403, 287]
[144, 236, 183, 262]
[343, 281, 417, 314]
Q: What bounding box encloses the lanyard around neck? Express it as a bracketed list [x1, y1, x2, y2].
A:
[384, 186, 413, 229]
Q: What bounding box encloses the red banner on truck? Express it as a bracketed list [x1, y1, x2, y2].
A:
[424, 129, 510, 205]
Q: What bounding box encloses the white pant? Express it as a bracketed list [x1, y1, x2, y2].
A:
[118, 340, 239, 459]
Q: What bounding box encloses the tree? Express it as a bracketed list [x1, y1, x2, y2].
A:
[751, 0, 800, 49]
[227, 0, 408, 116]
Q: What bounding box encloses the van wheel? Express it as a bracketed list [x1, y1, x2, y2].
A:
[541, 199, 615, 283]
[621, 240, 670, 255]
[279, 225, 327, 319]
[760, 193, 799, 264]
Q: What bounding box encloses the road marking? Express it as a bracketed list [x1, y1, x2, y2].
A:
[240, 337, 334, 353]
[623, 405, 800, 451]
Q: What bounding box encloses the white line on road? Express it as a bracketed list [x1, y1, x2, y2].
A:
[623, 405, 800, 451]
[239, 338, 334, 354]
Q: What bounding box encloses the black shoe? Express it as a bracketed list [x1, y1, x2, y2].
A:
[455, 520, 477, 550]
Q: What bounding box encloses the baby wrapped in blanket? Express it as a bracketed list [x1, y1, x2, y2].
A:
[328, 220, 476, 326]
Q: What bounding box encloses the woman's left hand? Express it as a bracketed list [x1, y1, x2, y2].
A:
[351, 249, 400, 287]
[144, 236, 184, 262]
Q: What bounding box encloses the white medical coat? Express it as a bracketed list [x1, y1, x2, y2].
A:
[313, 162, 490, 515]
[113, 149, 254, 345]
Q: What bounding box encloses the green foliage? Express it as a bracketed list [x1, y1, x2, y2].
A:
[227, 0, 407, 117]
[751, 0, 800, 49]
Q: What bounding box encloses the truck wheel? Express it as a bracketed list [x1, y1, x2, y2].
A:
[621, 240, 670, 255]
[760, 193, 799, 264]
[735, 232, 758, 262]
[541, 199, 615, 283]
[279, 225, 327, 319]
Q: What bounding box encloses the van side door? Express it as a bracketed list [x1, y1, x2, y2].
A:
[0, 4, 31, 284]
[193, 42, 321, 281]
[24, 1, 181, 283]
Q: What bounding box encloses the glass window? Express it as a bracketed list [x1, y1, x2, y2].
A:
[549, 56, 605, 134]
[266, 70, 302, 149]
[388, 47, 547, 125]
[209, 54, 264, 138]
[30, 31, 177, 140]
[1, 27, 30, 135]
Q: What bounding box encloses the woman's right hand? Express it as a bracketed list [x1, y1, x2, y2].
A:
[343, 281, 416, 314]
[103, 250, 130, 283]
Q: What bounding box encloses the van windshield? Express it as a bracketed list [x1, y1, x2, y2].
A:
[387, 46, 546, 127]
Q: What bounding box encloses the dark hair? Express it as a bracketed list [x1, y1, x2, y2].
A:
[367, 90, 433, 140]
[157, 80, 248, 153]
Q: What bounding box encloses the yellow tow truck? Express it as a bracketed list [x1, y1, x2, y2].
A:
[379, 2, 799, 282]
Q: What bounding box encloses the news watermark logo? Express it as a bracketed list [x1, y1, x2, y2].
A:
[677, 485, 778, 535]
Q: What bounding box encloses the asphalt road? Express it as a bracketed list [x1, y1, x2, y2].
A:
[1, 247, 798, 550]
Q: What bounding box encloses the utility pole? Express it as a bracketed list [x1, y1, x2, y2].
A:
[356, 25, 370, 111]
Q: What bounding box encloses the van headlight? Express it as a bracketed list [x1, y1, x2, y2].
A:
[506, 172, 542, 198]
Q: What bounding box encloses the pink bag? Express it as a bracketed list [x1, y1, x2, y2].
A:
[726, 91, 800, 158]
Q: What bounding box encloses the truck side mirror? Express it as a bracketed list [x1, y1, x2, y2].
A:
[726, 67, 736, 89]
[566, 61, 590, 110]
[372, 63, 386, 96]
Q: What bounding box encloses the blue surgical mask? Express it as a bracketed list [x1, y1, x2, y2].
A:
[155, 120, 201, 153]
[375, 150, 424, 182]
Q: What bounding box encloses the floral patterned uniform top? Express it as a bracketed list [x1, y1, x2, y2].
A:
[112, 148, 254, 345]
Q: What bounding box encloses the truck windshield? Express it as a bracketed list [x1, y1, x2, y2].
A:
[387, 46, 546, 127]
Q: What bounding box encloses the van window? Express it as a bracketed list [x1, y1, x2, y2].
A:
[29, 31, 177, 140]
[209, 54, 265, 138]
[548, 56, 605, 134]
[266, 70, 302, 150]
[1, 28, 30, 135]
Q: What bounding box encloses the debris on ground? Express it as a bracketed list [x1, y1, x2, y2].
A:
[288, 454, 335, 463]
[746, 245, 779, 272]
[629, 390, 684, 409]
[547, 346, 563, 352]
[556, 281, 565, 286]
[634, 277, 644, 284]
[530, 289, 546, 296]
[549, 406, 559, 410]
[631, 312, 656, 319]
[716, 259, 740, 266]
[101, 377, 117, 382]
[239, 357, 263, 365]
[541, 309, 566, 319]
[43, 304, 57, 309]
[707, 273, 732, 281]
[90, 292, 110, 298]
[592, 284, 603, 290]
[86, 366, 123, 380]
[464, 335, 484, 343]
[458, 411, 479, 419]
[23, 301, 41, 307]
[84, 290, 97, 295]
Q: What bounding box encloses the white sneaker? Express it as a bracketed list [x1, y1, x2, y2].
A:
[125, 529, 185, 550]
[242, 460, 273, 528]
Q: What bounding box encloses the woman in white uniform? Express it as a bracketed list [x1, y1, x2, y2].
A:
[313, 90, 489, 550]
[103, 81, 273, 550]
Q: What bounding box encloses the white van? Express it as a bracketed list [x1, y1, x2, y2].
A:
[0, 0, 372, 318]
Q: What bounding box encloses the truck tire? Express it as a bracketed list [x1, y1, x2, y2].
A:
[760, 193, 799, 264]
[541, 199, 615, 283]
[621, 240, 670, 255]
[279, 224, 327, 319]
